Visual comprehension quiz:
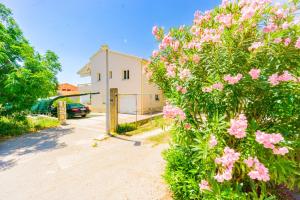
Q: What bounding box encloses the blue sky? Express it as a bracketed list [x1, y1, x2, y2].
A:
[0, 0, 221, 84]
[0, 0, 286, 85]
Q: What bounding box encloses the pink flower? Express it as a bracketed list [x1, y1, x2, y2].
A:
[152, 26, 158, 36]
[295, 37, 300, 49]
[274, 38, 282, 44]
[214, 147, 240, 182]
[152, 50, 159, 58]
[166, 64, 176, 77]
[179, 69, 191, 80]
[193, 55, 200, 64]
[284, 38, 291, 46]
[171, 40, 180, 51]
[202, 86, 213, 93]
[249, 68, 261, 80]
[255, 130, 285, 151]
[199, 180, 211, 191]
[209, 135, 218, 148]
[163, 104, 186, 121]
[241, 7, 255, 21]
[268, 73, 280, 86]
[244, 157, 255, 168]
[273, 147, 289, 155]
[228, 114, 248, 138]
[246, 157, 270, 182]
[176, 85, 187, 94]
[269, 71, 295, 86]
[215, 14, 233, 27]
[224, 74, 243, 85]
[263, 23, 278, 33]
[249, 42, 263, 51]
[160, 34, 173, 49]
[184, 123, 191, 130]
[282, 22, 289, 29]
[212, 83, 224, 91]
[278, 71, 293, 82]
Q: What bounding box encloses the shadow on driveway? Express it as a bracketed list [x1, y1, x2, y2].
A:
[0, 127, 73, 171]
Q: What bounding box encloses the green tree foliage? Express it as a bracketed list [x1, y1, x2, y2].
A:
[0, 3, 61, 116]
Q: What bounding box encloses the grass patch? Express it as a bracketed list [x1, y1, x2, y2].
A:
[147, 131, 170, 145]
[116, 115, 171, 136]
[0, 115, 60, 140]
[116, 123, 136, 134]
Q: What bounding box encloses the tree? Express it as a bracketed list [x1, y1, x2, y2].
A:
[0, 3, 61, 116]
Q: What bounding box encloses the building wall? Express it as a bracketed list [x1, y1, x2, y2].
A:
[89, 51, 143, 113]
[141, 73, 165, 114]
[78, 83, 92, 105]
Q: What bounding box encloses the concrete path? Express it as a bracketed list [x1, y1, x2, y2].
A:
[0, 117, 170, 200]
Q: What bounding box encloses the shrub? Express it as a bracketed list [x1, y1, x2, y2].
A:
[116, 123, 136, 134]
[147, 0, 300, 199]
[0, 115, 59, 139]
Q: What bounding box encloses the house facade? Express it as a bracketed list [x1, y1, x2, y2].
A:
[77, 45, 164, 114]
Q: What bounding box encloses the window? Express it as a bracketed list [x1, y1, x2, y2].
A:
[109, 71, 112, 79]
[123, 70, 130, 80]
[97, 73, 101, 81]
[155, 94, 159, 101]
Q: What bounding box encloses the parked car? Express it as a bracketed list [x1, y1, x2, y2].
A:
[51, 103, 90, 118]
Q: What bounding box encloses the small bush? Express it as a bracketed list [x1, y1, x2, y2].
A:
[0, 115, 59, 139]
[116, 123, 136, 134]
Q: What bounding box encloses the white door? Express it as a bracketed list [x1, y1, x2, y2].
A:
[119, 95, 136, 114]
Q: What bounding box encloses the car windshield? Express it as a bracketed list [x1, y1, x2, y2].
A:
[68, 103, 85, 109]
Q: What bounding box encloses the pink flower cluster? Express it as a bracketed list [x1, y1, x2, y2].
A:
[199, 180, 211, 191]
[224, 74, 243, 85]
[171, 40, 180, 51]
[200, 28, 221, 43]
[152, 50, 159, 58]
[268, 71, 294, 86]
[228, 114, 248, 139]
[273, 37, 291, 45]
[244, 157, 270, 182]
[255, 131, 289, 155]
[263, 22, 278, 33]
[152, 26, 161, 40]
[248, 42, 263, 51]
[179, 69, 192, 80]
[215, 14, 233, 28]
[202, 82, 224, 93]
[176, 85, 187, 94]
[166, 64, 176, 77]
[209, 135, 218, 148]
[163, 104, 186, 121]
[239, 0, 271, 21]
[249, 68, 260, 80]
[214, 147, 240, 182]
[193, 10, 211, 25]
[159, 34, 173, 50]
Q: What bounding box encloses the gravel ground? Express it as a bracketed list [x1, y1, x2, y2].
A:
[0, 118, 171, 200]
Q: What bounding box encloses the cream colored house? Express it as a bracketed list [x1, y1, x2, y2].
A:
[77, 45, 164, 114]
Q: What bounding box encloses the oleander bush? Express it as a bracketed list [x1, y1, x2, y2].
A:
[146, 0, 300, 199]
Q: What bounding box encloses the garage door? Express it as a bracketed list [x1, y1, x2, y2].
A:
[119, 95, 136, 114]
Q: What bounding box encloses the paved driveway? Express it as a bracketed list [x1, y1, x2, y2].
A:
[0, 115, 170, 200]
[67, 112, 162, 133]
